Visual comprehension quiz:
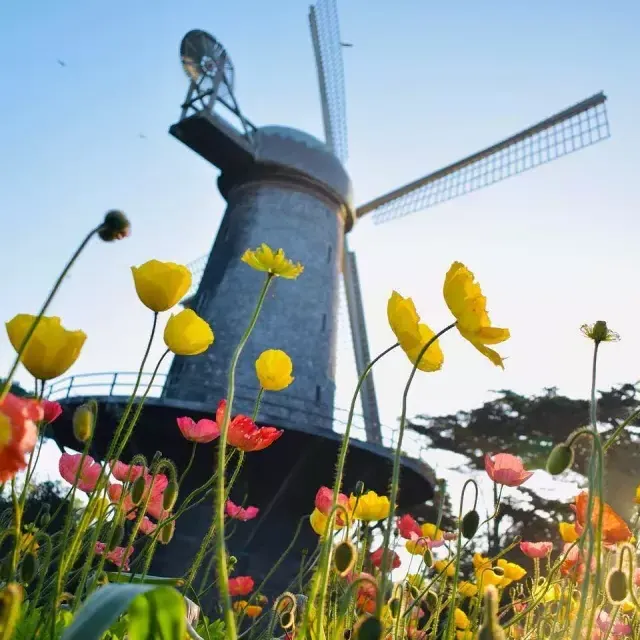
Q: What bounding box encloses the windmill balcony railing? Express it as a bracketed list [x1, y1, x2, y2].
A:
[44, 372, 431, 462]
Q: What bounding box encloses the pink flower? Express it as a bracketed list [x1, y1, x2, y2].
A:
[520, 541, 553, 559]
[314, 486, 350, 524]
[229, 576, 254, 596]
[226, 500, 259, 521]
[59, 453, 102, 492]
[41, 400, 62, 424]
[94, 542, 133, 571]
[634, 567, 640, 587]
[139, 517, 157, 536]
[0, 392, 40, 483]
[108, 483, 138, 520]
[596, 610, 632, 637]
[110, 460, 146, 483]
[484, 453, 533, 487]
[370, 547, 401, 570]
[176, 415, 220, 443]
[216, 400, 283, 452]
[397, 513, 422, 540]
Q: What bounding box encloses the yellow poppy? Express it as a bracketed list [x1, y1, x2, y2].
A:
[472, 553, 491, 572]
[458, 581, 478, 598]
[454, 608, 470, 630]
[406, 539, 427, 556]
[233, 600, 263, 618]
[163, 309, 214, 356]
[559, 522, 579, 543]
[255, 349, 294, 391]
[309, 508, 346, 537]
[443, 262, 510, 368]
[387, 291, 444, 372]
[456, 632, 474, 640]
[5, 315, 86, 380]
[476, 567, 502, 588]
[241, 244, 303, 279]
[348, 490, 390, 521]
[434, 560, 455, 578]
[131, 260, 191, 312]
[421, 523, 443, 541]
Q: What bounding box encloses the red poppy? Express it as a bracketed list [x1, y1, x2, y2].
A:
[370, 546, 401, 570]
[398, 513, 422, 540]
[41, 399, 62, 424]
[572, 491, 632, 545]
[229, 576, 254, 596]
[215, 400, 283, 452]
[94, 542, 133, 571]
[226, 499, 259, 521]
[314, 486, 350, 525]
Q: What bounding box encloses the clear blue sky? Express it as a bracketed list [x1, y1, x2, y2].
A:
[1, 1, 638, 492]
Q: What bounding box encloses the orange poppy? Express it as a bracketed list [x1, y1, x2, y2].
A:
[573, 491, 632, 545]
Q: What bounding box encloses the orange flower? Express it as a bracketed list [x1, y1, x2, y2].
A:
[233, 600, 263, 618]
[0, 393, 41, 482]
[573, 491, 632, 545]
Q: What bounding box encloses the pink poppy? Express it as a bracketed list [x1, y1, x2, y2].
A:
[634, 567, 640, 587]
[94, 542, 133, 571]
[484, 453, 533, 487]
[0, 392, 40, 483]
[41, 399, 62, 424]
[228, 576, 254, 597]
[59, 453, 102, 492]
[108, 483, 138, 520]
[226, 500, 259, 521]
[139, 517, 157, 536]
[370, 546, 401, 570]
[596, 610, 632, 636]
[397, 513, 422, 540]
[176, 415, 220, 443]
[519, 541, 553, 559]
[216, 400, 283, 452]
[314, 486, 349, 524]
[110, 460, 146, 483]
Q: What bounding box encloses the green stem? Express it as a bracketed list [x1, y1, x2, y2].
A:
[603, 405, 640, 452]
[214, 273, 274, 640]
[377, 322, 456, 616]
[179, 443, 198, 487]
[0, 224, 100, 402]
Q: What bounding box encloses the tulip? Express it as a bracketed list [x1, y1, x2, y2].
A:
[131, 260, 191, 312]
[5, 315, 86, 380]
[163, 309, 214, 356]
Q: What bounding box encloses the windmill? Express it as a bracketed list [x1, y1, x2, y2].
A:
[175, 1, 610, 448]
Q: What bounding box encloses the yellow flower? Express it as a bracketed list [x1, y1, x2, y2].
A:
[496, 559, 526, 587]
[559, 522, 579, 543]
[421, 523, 443, 541]
[348, 490, 390, 521]
[443, 262, 510, 368]
[309, 507, 346, 537]
[621, 599, 635, 614]
[5, 315, 86, 380]
[387, 291, 444, 372]
[406, 574, 424, 590]
[456, 632, 474, 640]
[406, 540, 428, 556]
[241, 244, 303, 279]
[454, 608, 470, 630]
[635, 484, 640, 505]
[255, 349, 294, 391]
[163, 309, 214, 356]
[233, 600, 263, 618]
[18, 532, 39, 555]
[131, 260, 191, 312]
[533, 582, 561, 604]
[458, 581, 478, 598]
[472, 553, 491, 572]
[434, 560, 455, 578]
[477, 568, 503, 588]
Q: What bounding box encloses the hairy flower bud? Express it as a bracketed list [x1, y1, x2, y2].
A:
[606, 569, 628, 604]
[354, 480, 365, 498]
[355, 615, 382, 639]
[131, 476, 146, 505]
[162, 481, 179, 511]
[333, 540, 356, 577]
[546, 443, 574, 476]
[19, 553, 38, 584]
[423, 547, 434, 568]
[72, 404, 94, 443]
[461, 509, 480, 539]
[98, 210, 130, 242]
[477, 585, 506, 640]
[107, 523, 125, 551]
[0, 583, 23, 639]
[159, 520, 175, 545]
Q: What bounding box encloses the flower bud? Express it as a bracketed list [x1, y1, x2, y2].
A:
[477, 585, 506, 640]
[0, 583, 23, 639]
[580, 321, 620, 344]
[461, 510, 480, 539]
[546, 443, 574, 476]
[333, 540, 356, 577]
[19, 552, 38, 584]
[162, 481, 179, 511]
[39, 513, 51, 527]
[388, 597, 401, 618]
[159, 520, 175, 545]
[425, 590, 438, 612]
[354, 615, 382, 639]
[72, 404, 94, 443]
[354, 481, 365, 497]
[107, 523, 125, 551]
[423, 547, 434, 568]
[98, 210, 131, 242]
[131, 476, 146, 505]
[279, 610, 295, 631]
[606, 569, 628, 604]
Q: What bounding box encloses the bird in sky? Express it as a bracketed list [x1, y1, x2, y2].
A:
[139, 133, 147, 139]
[57, 59, 67, 67]
[340, 42, 353, 48]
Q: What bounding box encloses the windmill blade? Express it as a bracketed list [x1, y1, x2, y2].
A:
[357, 92, 610, 224]
[309, 0, 348, 163]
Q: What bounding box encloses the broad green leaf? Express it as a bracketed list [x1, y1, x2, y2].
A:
[105, 572, 185, 587]
[128, 586, 186, 640]
[60, 583, 184, 640]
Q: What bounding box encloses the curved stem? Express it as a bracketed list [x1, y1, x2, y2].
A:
[377, 322, 456, 615]
[0, 224, 101, 402]
[214, 273, 273, 640]
[179, 443, 198, 487]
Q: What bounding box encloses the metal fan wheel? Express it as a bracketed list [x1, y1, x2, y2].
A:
[180, 29, 235, 89]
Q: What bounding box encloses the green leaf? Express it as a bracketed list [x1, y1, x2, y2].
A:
[128, 586, 186, 640]
[60, 583, 184, 640]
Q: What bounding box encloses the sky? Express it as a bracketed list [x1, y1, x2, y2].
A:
[0, 1, 639, 503]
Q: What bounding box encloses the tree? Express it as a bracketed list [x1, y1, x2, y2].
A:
[406, 383, 640, 557]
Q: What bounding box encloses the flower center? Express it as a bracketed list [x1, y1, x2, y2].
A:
[0, 413, 12, 448]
